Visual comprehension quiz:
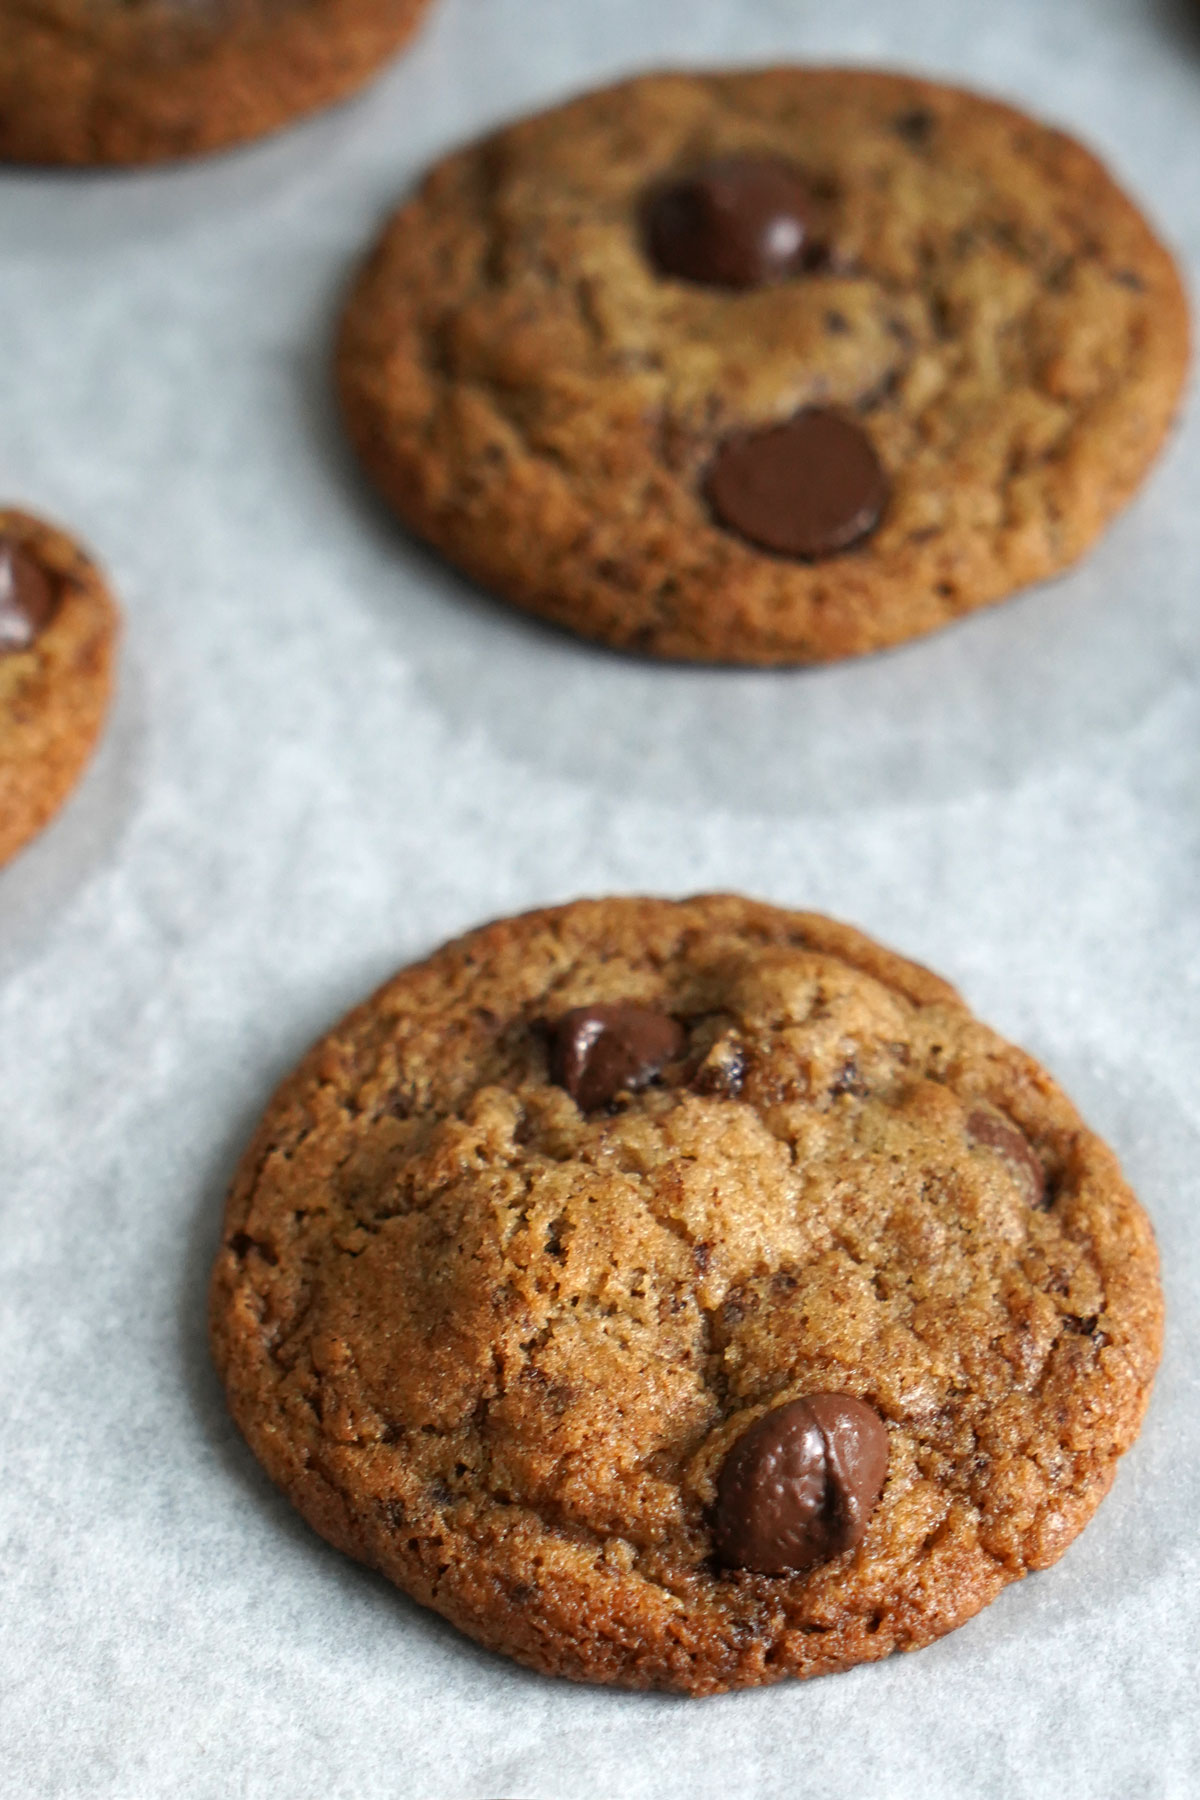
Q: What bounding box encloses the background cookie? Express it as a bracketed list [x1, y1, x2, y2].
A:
[338, 68, 1189, 665]
[0, 508, 118, 866]
[0, 0, 435, 165]
[210, 895, 1162, 1694]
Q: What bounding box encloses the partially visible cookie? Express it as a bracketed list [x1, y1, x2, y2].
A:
[0, 509, 118, 866]
[0, 0, 435, 165]
[338, 68, 1189, 664]
[210, 895, 1163, 1694]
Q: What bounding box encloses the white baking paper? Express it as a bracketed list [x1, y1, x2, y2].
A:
[2, 0, 1199, 1793]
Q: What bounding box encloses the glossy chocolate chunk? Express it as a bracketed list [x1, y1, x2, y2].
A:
[705, 409, 887, 559]
[714, 1394, 889, 1574]
[549, 1002, 683, 1112]
[0, 537, 57, 655]
[966, 1105, 1046, 1207]
[644, 156, 815, 290]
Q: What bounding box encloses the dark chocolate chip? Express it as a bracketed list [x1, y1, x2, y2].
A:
[965, 1105, 1046, 1207]
[705, 408, 887, 559]
[644, 157, 815, 290]
[714, 1394, 889, 1574]
[0, 537, 57, 655]
[549, 1002, 684, 1112]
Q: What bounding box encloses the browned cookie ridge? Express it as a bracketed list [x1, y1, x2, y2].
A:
[210, 896, 1163, 1694]
[0, 0, 435, 165]
[337, 68, 1189, 665]
[0, 509, 118, 866]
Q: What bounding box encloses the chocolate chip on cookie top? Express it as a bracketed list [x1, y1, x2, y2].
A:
[550, 1002, 684, 1111]
[644, 157, 818, 289]
[705, 409, 888, 558]
[0, 538, 57, 654]
[966, 1104, 1047, 1208]
[338, 69, 1189, 664]
[714, 1395, 890, 1574]
[211, 896, 1163, 1695]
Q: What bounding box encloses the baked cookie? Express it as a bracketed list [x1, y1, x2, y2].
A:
[337, 69, 1189, 665]
[0, 0, 435, 165]
[210, 895, 1163, 1694]
[0, 509, 118, 866]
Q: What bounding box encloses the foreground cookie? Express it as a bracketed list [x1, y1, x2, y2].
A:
[338, 69, 1189, 664]
[211, 896, 1162, 1693]
[0, 509, 118, 866]
[0, 0, 434, 165]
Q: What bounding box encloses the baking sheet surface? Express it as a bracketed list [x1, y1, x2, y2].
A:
[3, 1, 1199, 1794]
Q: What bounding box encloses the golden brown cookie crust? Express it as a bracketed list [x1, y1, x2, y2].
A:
[337, 68, 1190, 665]
[210, 896, 1163, 1694]
[0, 508, 118, 867]
[0, 0, 434, 165]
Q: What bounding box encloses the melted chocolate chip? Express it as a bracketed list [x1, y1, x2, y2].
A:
[644, 157, 816, 290]
[966, 1106, 1046, 1207]
[705, 409, 888, 559]
[549, 1003, 683, 1112]
[0, 537, 57, 655]
[715, 1394, 889, 1574]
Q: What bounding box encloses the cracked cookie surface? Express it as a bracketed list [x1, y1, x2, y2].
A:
[0, 0, 434, 164]
[337, 68, 1189, 664]
[0, 508, 118, 866]
[209, 895, 1163, 1693]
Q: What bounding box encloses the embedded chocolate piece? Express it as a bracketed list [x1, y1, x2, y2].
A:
[550, 1002, 683, 1111]
[705, 409, 887, 558]
[966, 1106, 1046, 1207]
[0, 537, 56, 655]
[714, 1394, 889, 1574]
[644, 156, 815, 290]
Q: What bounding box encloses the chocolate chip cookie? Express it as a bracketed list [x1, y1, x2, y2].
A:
[0, 0, 435, 165]
[0, 509, 118, 866]
[210, 896, 1163, 1693]
[337, 69, 1189, 664]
